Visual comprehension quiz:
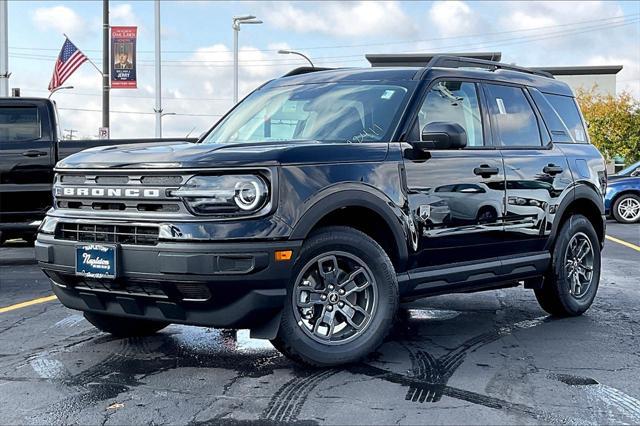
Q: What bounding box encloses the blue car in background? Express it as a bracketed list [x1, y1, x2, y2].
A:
[606, 160, 640, 223]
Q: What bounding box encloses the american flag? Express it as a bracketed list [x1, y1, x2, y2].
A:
[48, 38, 88, 91]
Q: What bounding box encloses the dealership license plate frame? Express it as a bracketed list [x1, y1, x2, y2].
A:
[75, 244, 118, 279]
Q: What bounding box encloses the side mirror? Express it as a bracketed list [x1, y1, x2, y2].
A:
[414, 122, 467, 151]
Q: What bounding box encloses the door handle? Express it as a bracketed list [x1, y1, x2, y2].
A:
[473, 165, 500, 177]
[21, 150, 48, 157]
[543, 164, 564, 175]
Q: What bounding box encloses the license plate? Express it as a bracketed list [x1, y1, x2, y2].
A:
[75, 244, 118, 278]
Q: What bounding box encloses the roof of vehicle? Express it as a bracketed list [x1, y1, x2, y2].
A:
[0, 97, 53, 104]
[269, 61, 574, 97]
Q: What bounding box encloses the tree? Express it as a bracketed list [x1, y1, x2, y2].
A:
[575, 88, 640, 163]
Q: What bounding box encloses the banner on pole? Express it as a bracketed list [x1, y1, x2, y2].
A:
[111, 26, 137, 89]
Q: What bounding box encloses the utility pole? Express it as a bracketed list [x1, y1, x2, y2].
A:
[154, 0, 162, 138]
[102, 0, 110, 135]
[0, 0, 9, 97]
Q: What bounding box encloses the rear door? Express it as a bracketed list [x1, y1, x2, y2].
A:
[482, 83, 572, 255]
[0, 100, 55, 223]
[403, 79, 507, 269]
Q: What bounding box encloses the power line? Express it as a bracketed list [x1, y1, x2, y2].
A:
[8, 13, 639, 55]
[22, 87, 232, 101]
[57, 107, 221, 117]
[10, 17, 638, 69]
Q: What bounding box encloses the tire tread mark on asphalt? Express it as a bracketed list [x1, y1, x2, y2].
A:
[403, 330, 502, 403]
[263, 369, 338, 423]
[347, 363, 575, 424]
[268, 369, 337, 422]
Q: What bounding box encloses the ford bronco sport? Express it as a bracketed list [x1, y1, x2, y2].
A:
[37, 56, 606, 366]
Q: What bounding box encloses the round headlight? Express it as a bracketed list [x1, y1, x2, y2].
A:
[172, 174, 269, 216]
[235, 179, 263, 211]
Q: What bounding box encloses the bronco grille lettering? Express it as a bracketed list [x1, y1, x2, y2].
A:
[56, 187, 161, 198]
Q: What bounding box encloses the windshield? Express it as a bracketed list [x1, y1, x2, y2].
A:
[616, 160, 640, 176]
[202, 82, 412, 144]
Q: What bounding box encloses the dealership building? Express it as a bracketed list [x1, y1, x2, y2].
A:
[366, 52, 623, 96]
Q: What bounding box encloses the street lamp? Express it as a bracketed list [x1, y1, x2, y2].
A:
[232, 15, 262, 104]
[154, 110, 176, 138]
[48, 85, 73, 98]
[278, 50, 314, 68]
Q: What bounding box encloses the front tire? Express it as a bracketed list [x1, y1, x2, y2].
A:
[612, 194, 640, 223]
[272, 226, 398, 367]
[84, 312, 169, 337]
[535, 214, 601, 317]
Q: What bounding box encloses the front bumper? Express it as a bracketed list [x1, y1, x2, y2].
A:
[36, 234, 302, 329]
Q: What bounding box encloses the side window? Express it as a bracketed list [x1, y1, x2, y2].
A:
[528, 89, 573, 143]
[544, 94, 587, 143]
[484, 84, 542, 147]
[0, 106, 41, 142]
[417, 81, 484, 147]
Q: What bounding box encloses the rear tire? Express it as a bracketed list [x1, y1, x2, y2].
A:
[272, 226, 398, 367]
[612, 194, 640, 223]
[535, 214, 601, 317]
[84, 312, 169, 337]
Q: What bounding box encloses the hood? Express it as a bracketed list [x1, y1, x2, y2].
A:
[607, 175, 640, 187]
[608, 174, 637, 181]
[55, 140, 390, 169]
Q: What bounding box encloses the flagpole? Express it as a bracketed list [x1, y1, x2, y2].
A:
[102, 0, 110, 135]
[62, 33, 102, 76]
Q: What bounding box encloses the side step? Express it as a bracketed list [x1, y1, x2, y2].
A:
[398, 252, 550, 298]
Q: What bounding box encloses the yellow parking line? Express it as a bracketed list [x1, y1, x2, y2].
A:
[606, 235, 640, 253]
[0, 295, 58, 314]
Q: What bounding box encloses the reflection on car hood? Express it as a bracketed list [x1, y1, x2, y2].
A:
[607, 176, 640, 186]
[55, 140, 390, 169]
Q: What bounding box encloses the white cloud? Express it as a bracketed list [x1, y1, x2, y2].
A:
[499, 1, 624, 33]
[16, 1, 638, 140]
[110, 4, 138, 26]
[262, 1, 418, 38]
[428, 1, 484, 38]
[32, 6, 87, 37]
[587, 55, 640, 97]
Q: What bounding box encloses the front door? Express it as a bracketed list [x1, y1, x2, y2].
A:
[403, 80, 506, 269]
[0, 101, 55, 224]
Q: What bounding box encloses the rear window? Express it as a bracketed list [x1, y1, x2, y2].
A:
[0, 106, 41, 142]
[544, 93, 587, 143]
[528, 89, 573, 143]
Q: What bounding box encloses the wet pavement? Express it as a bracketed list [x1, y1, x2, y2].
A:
[0, 221, 639, 425]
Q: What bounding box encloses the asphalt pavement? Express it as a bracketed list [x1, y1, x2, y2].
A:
[0, 221, 638, 425]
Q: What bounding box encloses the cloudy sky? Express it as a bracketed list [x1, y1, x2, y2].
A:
[6, 0, 640, 139]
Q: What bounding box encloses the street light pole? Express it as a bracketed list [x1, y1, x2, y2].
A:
[102, 0, 110, 134]
[232, 15, 262, 104]
[48, 85, 74, 99]
[233, 20, 238, 104]
[277, 50, 314, 68]
[154, 0, 162, 138]
[0, 0, 10, 97]
[158, 112, 175, 138]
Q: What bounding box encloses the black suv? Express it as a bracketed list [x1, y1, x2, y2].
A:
[37, 56, 606, 366]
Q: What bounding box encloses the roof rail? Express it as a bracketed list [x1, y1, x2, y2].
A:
[417, 55, 554, 79]
[282, 66, 334, 77]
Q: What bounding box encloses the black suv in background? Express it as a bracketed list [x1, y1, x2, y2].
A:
[37, 56, 606, 366]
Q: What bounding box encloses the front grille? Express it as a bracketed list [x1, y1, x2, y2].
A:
[55, 172, 188, 215]
[56, 200, 181, 213]
[56, 222, 159, 246]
